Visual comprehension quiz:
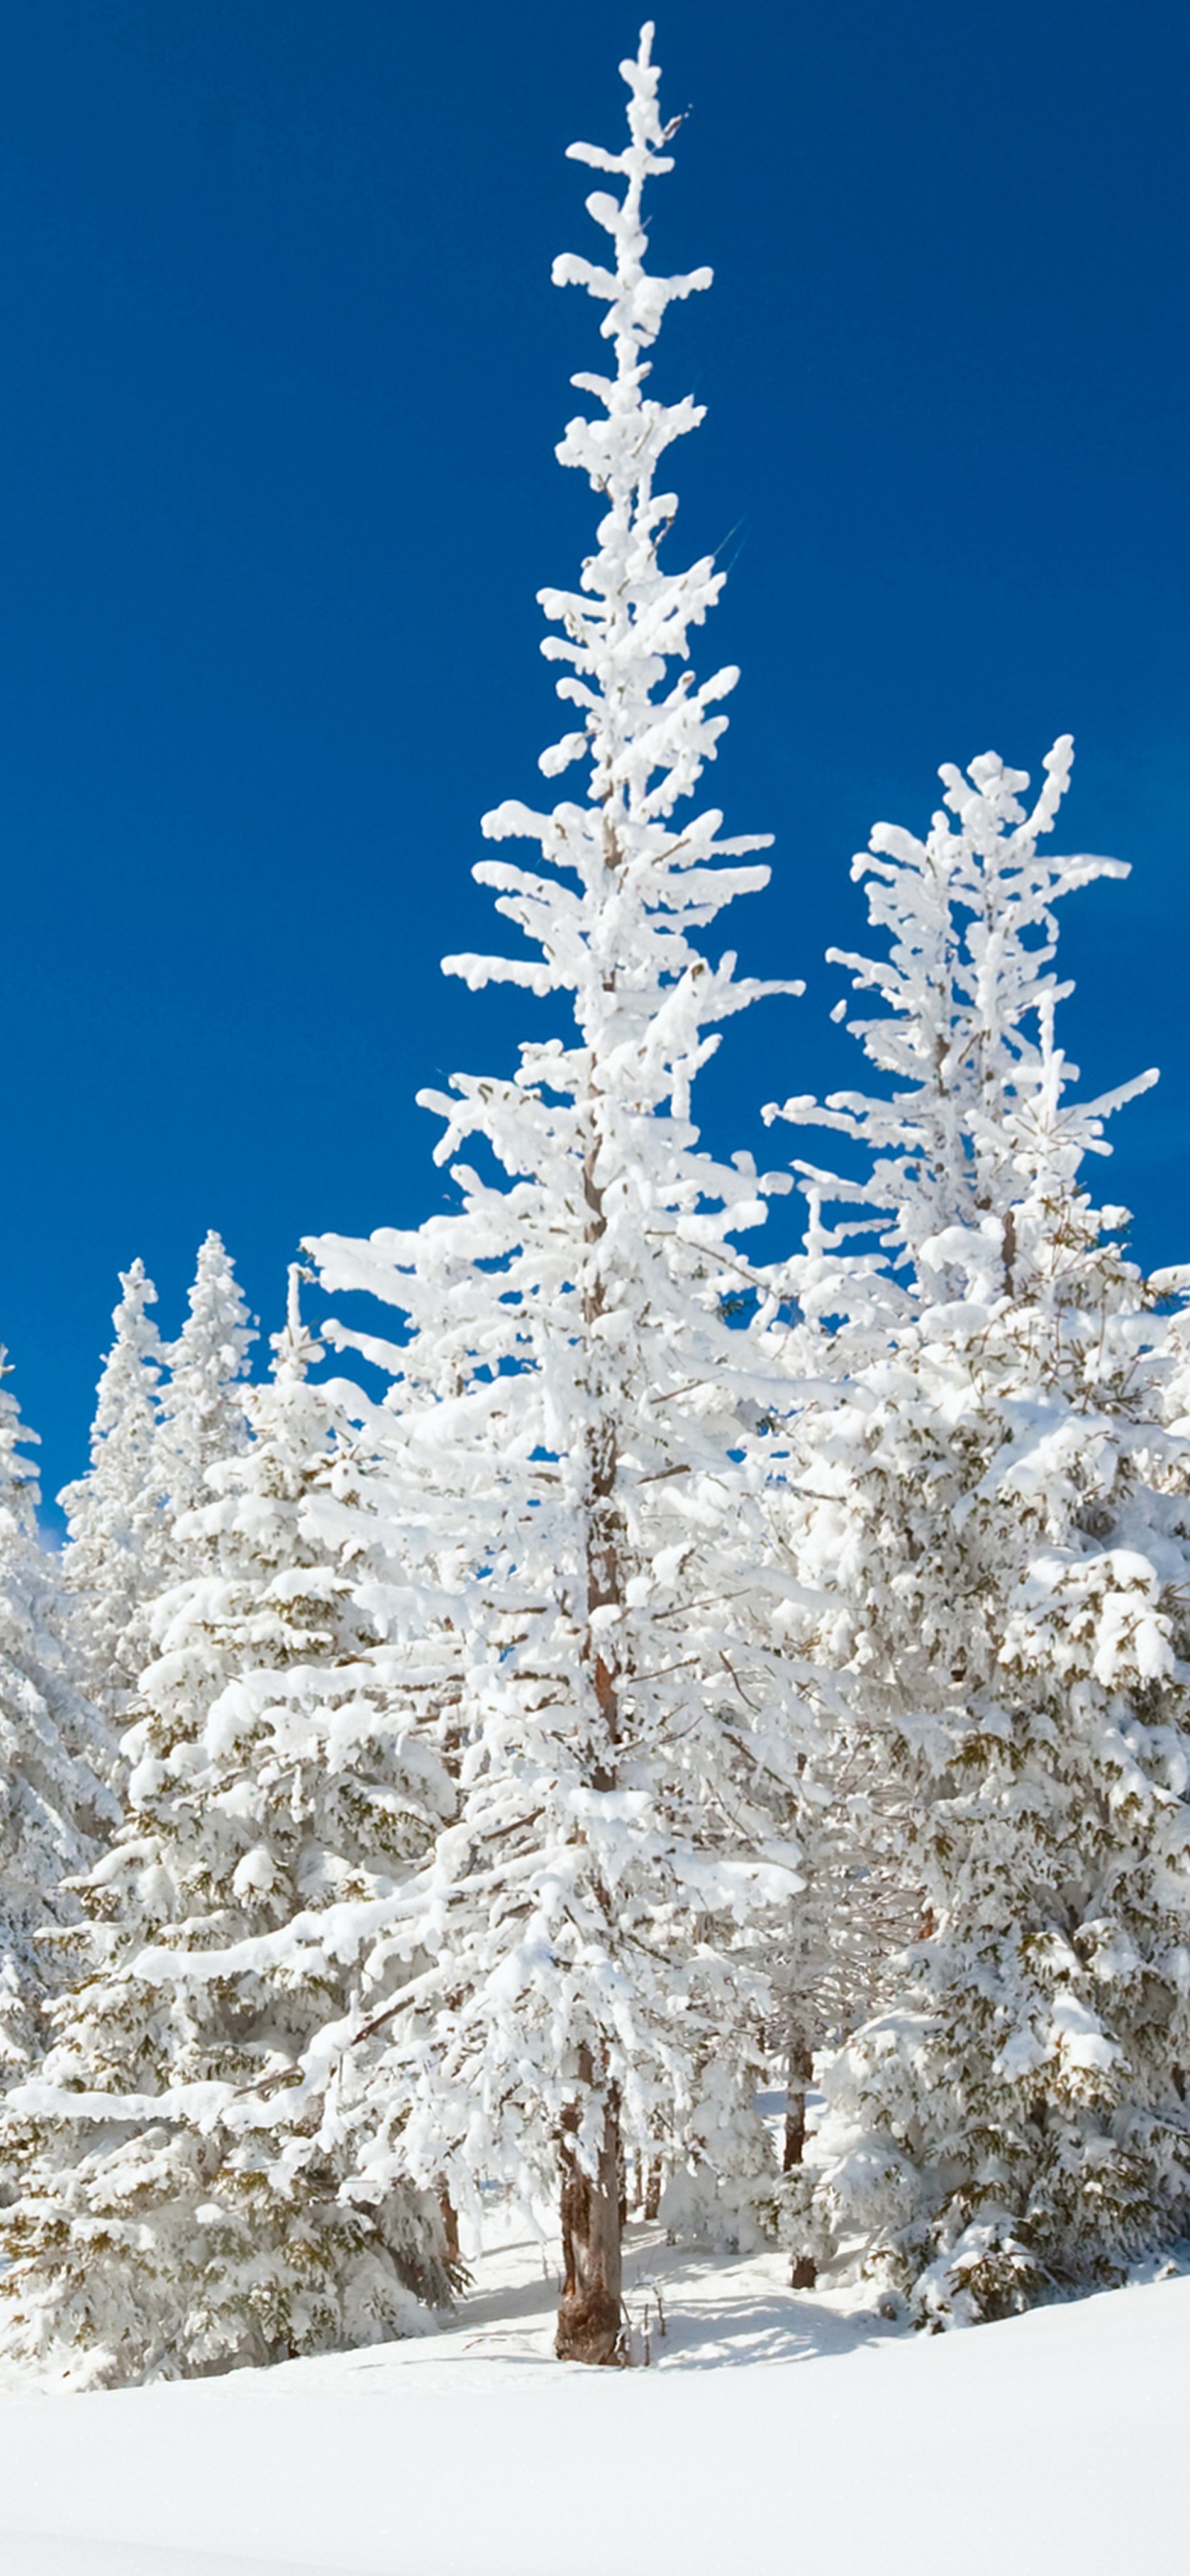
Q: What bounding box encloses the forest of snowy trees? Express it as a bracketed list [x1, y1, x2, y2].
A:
[1, 24, 1188, 2381]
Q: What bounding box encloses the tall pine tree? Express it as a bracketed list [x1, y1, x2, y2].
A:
[291, 22, 809, 2364]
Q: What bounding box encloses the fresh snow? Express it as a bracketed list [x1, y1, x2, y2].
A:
[0, 2207, 1185, 2574]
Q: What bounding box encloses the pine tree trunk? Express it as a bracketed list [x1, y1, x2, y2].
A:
[436, 2177, 461, 2271]
[783, 2035, 812, 2172]
[556, 2053, 625, 2365]
[784, 2033, 817, 2288]
[553, 1129, 628, 2365]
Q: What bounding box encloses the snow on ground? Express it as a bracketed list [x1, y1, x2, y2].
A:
[0, 2202, 1185, 2574]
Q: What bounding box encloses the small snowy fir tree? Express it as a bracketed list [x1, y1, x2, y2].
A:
[0, 1273, 454, 2383]
[767, 741, 1190, 2324]
[154, 1230, 255, 1556]
[58, 1260, 167, 1724]
[0, 1350, 115, 2082]
[280, 24, 811, 2365]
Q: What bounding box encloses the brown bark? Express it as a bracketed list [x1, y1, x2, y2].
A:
[553, 1118, 629, 2363]
[582, 1138, 622, 1790]
[436, 2177, 461, 2270]
[782, 2036, 813, 2173]
[556, 2052, 626, 2365]
[554, 917, 630, 2364]
[784, 2036, 817, 2289]
[1001, 1205, 1018, 1295]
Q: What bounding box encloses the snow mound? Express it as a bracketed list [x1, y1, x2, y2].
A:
[0, 2220, 1186, 2574]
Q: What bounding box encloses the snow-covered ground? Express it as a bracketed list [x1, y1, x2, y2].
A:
[0, 2205, 1184, 2574]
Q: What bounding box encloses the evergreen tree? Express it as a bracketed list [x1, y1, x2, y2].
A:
[287, 23, 809, 2365]
[155, 1230, 254, 1553]
[769, 743, 1190, 2324]
[0, 1350, 115, 2080]
[0, 1273, 454, 2383]
[58, 1259, 167, 1723]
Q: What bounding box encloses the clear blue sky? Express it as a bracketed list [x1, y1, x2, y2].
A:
[1, 0, 1187, 1518]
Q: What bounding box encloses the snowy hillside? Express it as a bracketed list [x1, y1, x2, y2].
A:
[0, 2214, 1185, 2576]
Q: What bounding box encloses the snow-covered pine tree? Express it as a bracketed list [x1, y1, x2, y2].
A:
[0, 1271, 455, 2383]
[284, 22, 811, 2365]
[58, 1259, 167, 1724]
[767, 741, 1190, 2323]
[57, 1237, 252, 1728]
[154, 1230, 254, 1556]
[0, 1349, 115, 2082]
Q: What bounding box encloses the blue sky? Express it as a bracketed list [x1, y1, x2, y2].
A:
[1, 0, 1187, 1517]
